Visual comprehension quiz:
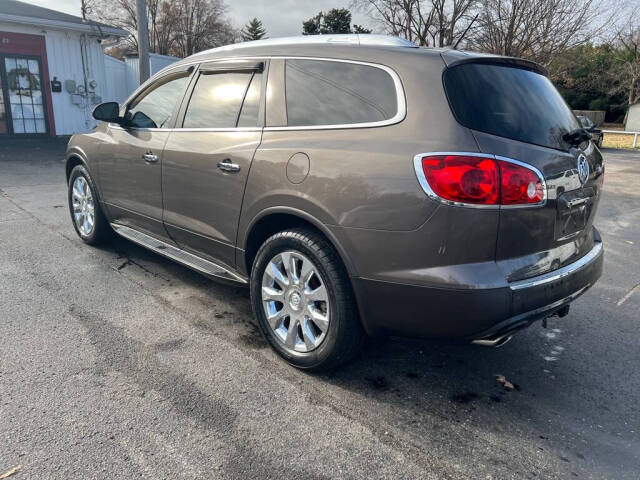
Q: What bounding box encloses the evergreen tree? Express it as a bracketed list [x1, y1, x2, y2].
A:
[322, 8, 352, 34]
[241, 18, 267, 41]
[302, 8, 371, 35]
[352, 24, 372, 34]
[302, 12, 323, 35]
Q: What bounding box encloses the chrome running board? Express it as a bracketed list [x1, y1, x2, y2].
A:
[111, 223, 247, 284]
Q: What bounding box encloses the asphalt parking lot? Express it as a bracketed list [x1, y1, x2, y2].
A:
[0, 139, 638, 479]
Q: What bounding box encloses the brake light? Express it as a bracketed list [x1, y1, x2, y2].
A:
[416, 154, 544, 206]
[420, 155, 499, 205]
[499, 161, 544, 205]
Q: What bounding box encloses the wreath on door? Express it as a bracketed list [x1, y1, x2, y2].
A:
[7, 67, 40, 96]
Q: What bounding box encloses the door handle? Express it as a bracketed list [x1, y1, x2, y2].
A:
[143, 152, 158, 163]
[217, 159, 240, 173]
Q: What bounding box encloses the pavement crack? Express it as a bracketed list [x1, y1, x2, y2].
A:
[617, 282, 640, 306]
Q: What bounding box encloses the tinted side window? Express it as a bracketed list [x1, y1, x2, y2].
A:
[128, 73, 190, 128]
[183, 72, 252, 128]
[285, 60, 398, 127]
[443, 63, 580, 150]
[237, 72, 262, 127]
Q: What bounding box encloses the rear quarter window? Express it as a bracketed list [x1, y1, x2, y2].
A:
[285, 59, 398, 127]
[443, 63, 580, 151]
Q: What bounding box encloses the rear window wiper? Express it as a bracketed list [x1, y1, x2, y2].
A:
[562, 128, 591, 146]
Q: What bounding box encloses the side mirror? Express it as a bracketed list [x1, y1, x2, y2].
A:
[562, 128, 592, 146]
[92, 102, 120, 123]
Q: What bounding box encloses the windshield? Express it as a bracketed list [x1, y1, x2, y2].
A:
[443, 63, 580, 151]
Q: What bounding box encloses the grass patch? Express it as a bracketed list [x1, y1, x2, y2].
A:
[602, 132, 640, 150]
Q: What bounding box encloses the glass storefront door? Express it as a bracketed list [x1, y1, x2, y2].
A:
[0, 55, 48, 135]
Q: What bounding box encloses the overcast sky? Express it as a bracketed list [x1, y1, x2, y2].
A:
[22, 0, 374, 38]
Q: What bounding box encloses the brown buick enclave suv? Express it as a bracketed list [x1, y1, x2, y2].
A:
[66, 34, 604, 370]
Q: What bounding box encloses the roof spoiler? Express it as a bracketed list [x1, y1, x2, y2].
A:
[446, 56, 548, 77]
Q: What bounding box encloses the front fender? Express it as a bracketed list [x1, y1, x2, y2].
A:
[65, 137, 108, 211]
[65, 143, 91, 180]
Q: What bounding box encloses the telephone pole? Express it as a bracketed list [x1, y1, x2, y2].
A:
[136, 0, 150, 84]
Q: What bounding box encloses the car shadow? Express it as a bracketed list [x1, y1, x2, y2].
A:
[95, 235, 627, 477]
[100, 234, 592, 414]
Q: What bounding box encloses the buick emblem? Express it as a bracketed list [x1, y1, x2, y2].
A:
[577, 154, 589, 185]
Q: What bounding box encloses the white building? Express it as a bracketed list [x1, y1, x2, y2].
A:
[0, 0, 180, 137]
[625, 103, 640, 132]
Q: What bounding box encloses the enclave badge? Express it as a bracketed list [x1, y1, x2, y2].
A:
[577, 154, 589, 185]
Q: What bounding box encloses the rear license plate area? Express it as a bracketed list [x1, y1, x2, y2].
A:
[555, 188, 595, 240]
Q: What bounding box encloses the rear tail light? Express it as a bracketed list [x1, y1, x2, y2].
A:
[499, 160, 544, 205]
[415, 154, 545, 207]
[420, 155, 499, 205]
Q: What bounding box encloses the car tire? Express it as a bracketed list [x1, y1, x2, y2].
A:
[250, 228, 364, 371]
[68, 165, 113, 245]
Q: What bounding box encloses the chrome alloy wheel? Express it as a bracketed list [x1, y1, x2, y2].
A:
[261, 251, 330, 352]
[71, 176, 95, 236]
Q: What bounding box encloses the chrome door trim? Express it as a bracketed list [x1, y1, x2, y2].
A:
[262, 56, 406, 131]
[114, 55, 406, 133]
[108, 124, 262, 133]
[111, 223, 247, 284]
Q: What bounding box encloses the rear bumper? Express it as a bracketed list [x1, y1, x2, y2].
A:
[353, 238, 603, 339]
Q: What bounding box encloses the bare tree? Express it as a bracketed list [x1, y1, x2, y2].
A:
[172, 0, 234, 56]
[91, 0, 142, 51]
[613, 19, 640, 109]
[146, 0, 178, 55]
[90, 0, 236, 57]
[80, 0, 95, 19]
[470, 0, 608, 65]
[353, 0, 616, 64]
[351, 0, 478, 47]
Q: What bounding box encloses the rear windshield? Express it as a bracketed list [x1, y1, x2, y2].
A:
[443, 63, 579, 151]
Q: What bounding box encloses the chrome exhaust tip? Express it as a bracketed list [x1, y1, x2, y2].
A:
[472, 334, 513, 348]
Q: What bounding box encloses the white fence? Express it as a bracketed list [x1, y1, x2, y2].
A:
[124, 53, 180, 92]
[102, 53, 180, 104]
[603, 129, 640, 148]
[103, 55, 129, 104]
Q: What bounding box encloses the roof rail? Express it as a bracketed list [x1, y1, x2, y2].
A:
[192, 34, 418, 57]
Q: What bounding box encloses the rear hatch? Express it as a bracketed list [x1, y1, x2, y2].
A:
[442, 56, 604, 281]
